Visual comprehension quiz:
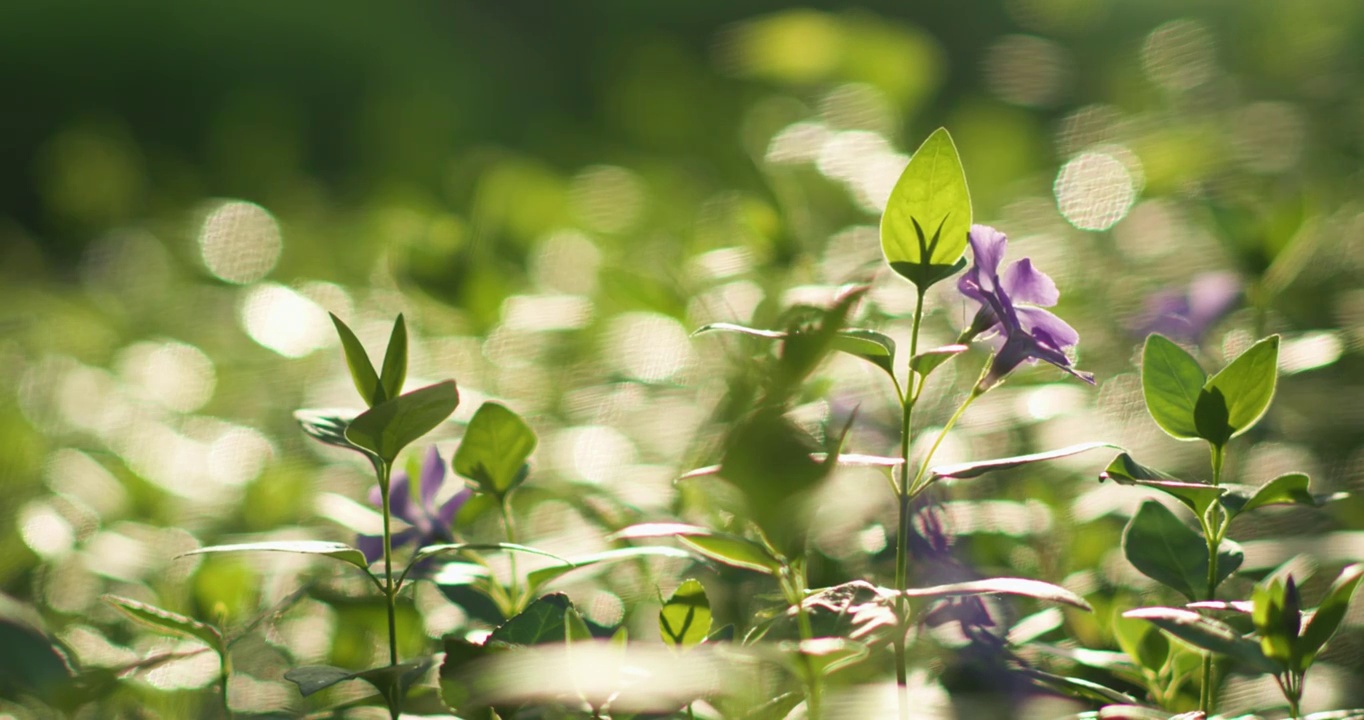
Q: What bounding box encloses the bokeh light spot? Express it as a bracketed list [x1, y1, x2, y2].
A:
[607, 312, 692, 384]
[198, 200, 283, 284]
[239, 283, 331, 357]
[20, 501, 75, 558]
[1141, 19, 1216, 92]
[116, 340, 216, 413]
[570, 165, 645, 234]
[1054, 150, 1138, 231]
[983, 35, 1071, 108]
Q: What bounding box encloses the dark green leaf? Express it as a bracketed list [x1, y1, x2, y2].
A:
[525, 546, 694, 595]
[330, 313, 384, 406]
[453, 402, 537, 495]
[1222, 473, 1317, 517]
[294, 409, 370, 456]
[1203, 335, 1279, 441]
[346, 380, 460, 464]
[284, 664, 357, 697]
[1100, 453, 1224, 517]
[611, 523, 782, 575]
[439, 636, 504, 713]
[378, 314, 408, 403]
[1193, 385, 1232, 447]
[931, 442, 1119, 481]
[691, 322, 787, 340]
[831, 329, 896, 378]
[660, 579, 711, 649]
[1141, 334, 1207, 441]
[1123, 501, 1240, 601]
[1297, 563, 1364, 670]
[910, 344, 969, 377]
[565, 606, 592, 644]
[489, 593, 572, 647]
[183, 541, 371, 572]
[1122, 606, 1279, 673]
[1019, 668, 1140, 706]
[901, 577, 1091, 610]
[103, 595, 221, 649]
[881, 128, 972, 290]
[0, 606, 74, 702]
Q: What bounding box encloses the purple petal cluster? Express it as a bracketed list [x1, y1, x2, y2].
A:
[358, 445, 472, 563]
[1133, 271, 1240, 344]
[958, 225, 1094, 388]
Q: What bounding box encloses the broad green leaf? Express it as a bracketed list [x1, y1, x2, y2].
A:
[1297, 563, 1364, 670]
[378, 314, 408, 403]
[488, 593, 573, 647]
[525, 546, 694, 595]
[284, 664, 357, 697]
[691, 322, 786, 340]
[285, 659, 430, 701]
[103, 595, 221, 649]
[0, 610, 72, 703]
[1100, 453, 1225, 517]
[881, 128, 972, 289]
[1122, 606, 1279, 673]
[439, 636, 504, 712]
[1020, 668, 1140, 706]
[1194, 386, 1233, 447]
[565, 606, 593, 643]
[611, 524, 782, 575]
[355, 659, 432, 712]
[660, 579, 711, 649]
[346, 380, 460, 464]
[831, 329, 896, 378]
[1111, 610, 1168, 673]
[910, 344, 969, 377]
[402, 542, 572, 588]
[1123, 501, 1241, 601]
[901, 577, 1091, 611]
[294, 409, 370, 456]
[1203, 335, 1279, 442]
[183, 541, 371, 572]
[930, 442, 1119, 481]
[1252, 577, 1299, 665]
[1222, 473, 1317, 517]
[1142, 334, 1207, 441]
[330, 313, 384, 406]
[453, 402, 537, 495]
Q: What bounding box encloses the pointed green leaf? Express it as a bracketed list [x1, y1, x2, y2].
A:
[294, 409, 370, 456]
[1221, 473, 1317, 517]
[910, 344, 969, 377]
[1123, 501, 1241, 601]
[1142, 334, 1207, 441]
[1100, 453, 1225, 517]
[453, 402, 537, 496]
[831, 329, 896, 378]
[565, 606, 593, 644]
[1297, 563, 1364, 669]
[489, 593, 573, 647]
[881, 128, 972, 290]
[660, 579, 711, 649]
[1193, 385, 1233, 447]
[330, 313, 384, 406]
[525, 546, 694, 595]
[1122, 606, 1279, 673]
[183, 541, 371, 572]
[378, 315, 408, 403]
[930, 442, 1119, 481]
[1111, 610, 1168, 673]
[402, 543, 571, 588]
[1019, 668, 1140, 706]
[284, 664, 358, 697]
[346, 380, 460, 464]
[102, 595, 221, 649]
[1204, 335, 1280, 441]
[691, 322, 787, 340]
[901, 577, 1091, 610]
[611, 522, 783, 575]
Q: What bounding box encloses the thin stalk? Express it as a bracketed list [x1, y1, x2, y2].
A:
[218, 644, 231, 720]
[906, 388, 982, 498]
[785, 566, 822, 720]
[500, 493, 522, 612]
[378, 462, 399, 668]
[1199, 443, 1227, 717]
[892, 287, 927, 720]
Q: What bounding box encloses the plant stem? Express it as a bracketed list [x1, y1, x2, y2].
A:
[500, 493, 522, 613]
[218, 644, 232, 720]
[892, 287, 927, 720]
[785, 566, 822, 720]
[1199, 443, 1228, 717]
[378, 462, 399, 668]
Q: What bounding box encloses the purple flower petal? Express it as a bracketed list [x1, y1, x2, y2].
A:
[967, 225, 1008, 282]
[419, 446, 445, 507]
[1001, 259, 1059, 307]
[357, 534, 384, 564]
[437, 486, 473, 531]
[387, 473, 414, 524]
[1015, 307, 1079, 350]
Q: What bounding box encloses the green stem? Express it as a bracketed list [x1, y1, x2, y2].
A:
[218, 644, 232, 720]
[892, 288, 927, 720]
[907, 388, 982, 498]
[500, 493, 522, 613]
[1200, 443, 1227, 717]
[785, 566, 822, 720]
[378, 463, 399, 669]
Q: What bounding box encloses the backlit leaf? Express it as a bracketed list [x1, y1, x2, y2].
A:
[330, 313, 384, 406]
[831, 329, 896, 378]
[1100, 453, 1224, 517]
[659, 579, 711, 649]
[1141, 334, 1206, 441]
[901, 577, 1091, 611]
[103, 595, 221, 649]
[1203, 335, 1279, 442]
[1122, 606, 1279, 673]
[910, 344, 969, 377]
[183, 541, 371, 572]
[378, 314, 408, 403]
[1297, 563, 1364, 670]
[931, 442, 1119, 481]
[1123, 501, 1240, 601]
[346, 380, 460, 464]
[453, 402, 537, 496]
[881, 128, 972, 290]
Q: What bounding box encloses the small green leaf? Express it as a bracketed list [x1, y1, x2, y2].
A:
[831, 329, 896, 378]
[881, 128, 972, 290]
[930, 442, 1119, 481]
[1100, 453, 1225, 517]
[182, 541, 371, 572]
[403, 543, 572, 588]
[378, 315, 408, 403]
[1297, 563, 1364, 670]
[1203, 335, 1280, 441]
[1111, 610, 1168, 673]
[453, 402, 538, 496]
[103, 595, 221, 649]
[691, 322, 787, 340]
[1253, 577, 1299, 665]
[1222, 473, 1318, 517]
[1123, 501, 1240, 601]
[525, 546, 694, 595]
[565, 606, 593, 644]
[1142, 334, 1207, 441]
[330, 313, 384, 407]
[1122, 606, 1279, 673]
[294, 409, 370, 456]
[901, 577, 1091, 610]
[489, 593, 573, 646]
[1019, 668, 1140, 706]
[285, 664, 357, 697]
[612, 522, 783, 575]
[346, 380, 460, 464]
[1193, 385, 1233, 447]
[910, 344, 969, 377]
[660, 579, 711, 649]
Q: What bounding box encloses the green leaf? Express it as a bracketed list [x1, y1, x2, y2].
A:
[1203, 335, 1280, 442]
[691, 322, 787, 340]
[930, 442, 1119, 481]
[285, 659, 431, 701]
[1123, 501, 1241, 601]
[103, 595, 221, 649]
[1142, 334, 1207, 441]
[791, 637, 869, 677]
[1222, 473, 1318, 517]
[1019, 668, 1140, 706]
[284, 664, 357, 697]
[330, 313, 384, 407]
[1297, 563, 1364, 670]
[901, 577, 1091, 611]
[910, 344, 969, 377]
[1122, 606, 1279, 673]
[1193, 386, 1233, 447]
[453, 402, 537, 496]
[881, 128, 972, 290]
[0, 605, 74, 702]
[1111, 610, 1168, 673]
[346, 380, 460, 464]
[565, 606, 593, 644]
[294, 409, 370, 456]
[660, 579, 711, 649]
[1100, 453, 1225, 517]
[489, 593, 573, 646]
[403, 542, 572, 588]
[378, 314, 408, 403]
[183, 540, 372, 571]
[611, 522, 783, 575]
[831, 329, 896, 378]
[525, 546, 694, 595]
[1253, 577, 1299, 665]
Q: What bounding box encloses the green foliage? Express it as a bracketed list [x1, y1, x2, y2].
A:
[1141, 334, 1208, 441]
[1123, 501, 1241, 601]
[345, 380, 461, 465]
[881, 128, 972, 290]
[1122, 607, 1278, 673]
[453, 402, 537, 497]
[102, 595, 222, 649]
[614, 522, 783, 575]
[659, 579, 712, 649]
[184, 540, 374, 573]
[1142, 334, 1281, 448]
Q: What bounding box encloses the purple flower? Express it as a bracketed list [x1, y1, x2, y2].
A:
[358, 446, 472, 564]
[957, 225, 1094, 388]
[1133, 271, 1240, 344]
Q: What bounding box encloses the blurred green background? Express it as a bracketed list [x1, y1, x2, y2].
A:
[2, 0, 1364, 716]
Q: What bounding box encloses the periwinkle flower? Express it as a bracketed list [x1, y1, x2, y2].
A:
[358, 445, 472, 564]
[1134, 271, 1240, 344]
[957, 224, 1094, 389]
